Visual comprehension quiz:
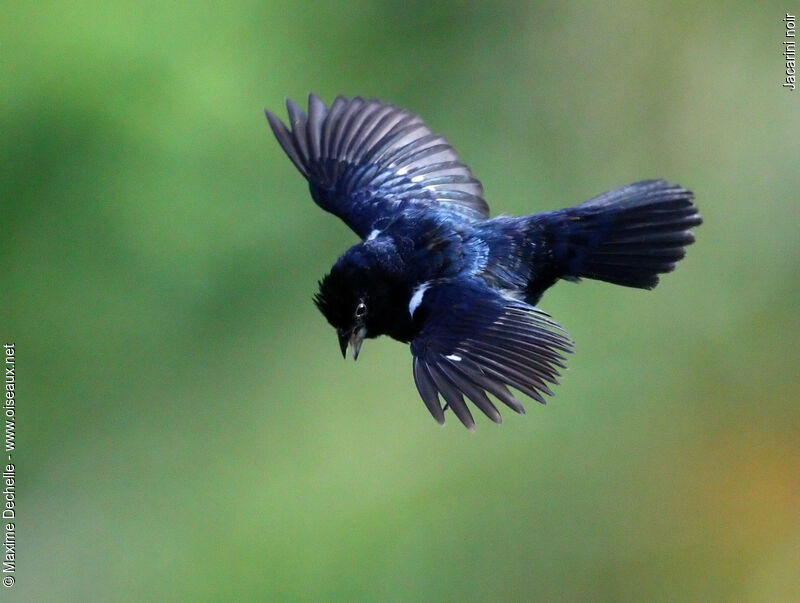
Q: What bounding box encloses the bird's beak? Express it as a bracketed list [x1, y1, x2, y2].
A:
[338, 326, 367, 360]
[350, 326, 367, 361]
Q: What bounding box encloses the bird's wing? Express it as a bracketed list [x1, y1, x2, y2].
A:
[265, 94, 489, 238]
[410, 280, 573, 429]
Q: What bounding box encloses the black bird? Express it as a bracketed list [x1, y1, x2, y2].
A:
[265, 94, 701, 429]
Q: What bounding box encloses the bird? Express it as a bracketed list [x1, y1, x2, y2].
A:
[265, 94, 702, 429]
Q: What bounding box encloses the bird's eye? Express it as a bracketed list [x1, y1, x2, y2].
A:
[355, 302, 367, 319]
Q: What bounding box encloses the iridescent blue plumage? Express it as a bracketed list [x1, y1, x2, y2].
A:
[266, 94, 702, 429]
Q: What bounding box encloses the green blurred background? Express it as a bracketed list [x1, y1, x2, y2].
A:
[4, 1, 798, 600]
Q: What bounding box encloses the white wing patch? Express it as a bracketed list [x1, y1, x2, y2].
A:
[445, 354, 462, 362]
[408, 282, 431, 317]
[498, 288, 524, 302]
[366, 229, 381, 241]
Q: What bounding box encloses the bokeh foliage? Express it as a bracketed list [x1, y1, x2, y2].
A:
[3, 1, 798, 600]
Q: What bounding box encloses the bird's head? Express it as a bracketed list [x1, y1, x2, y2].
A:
[314, 241, 412, 360]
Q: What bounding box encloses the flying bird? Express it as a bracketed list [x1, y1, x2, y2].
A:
[265, 94, 701, 429]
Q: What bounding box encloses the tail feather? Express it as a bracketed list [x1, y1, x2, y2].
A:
[546, 180, 701, 289]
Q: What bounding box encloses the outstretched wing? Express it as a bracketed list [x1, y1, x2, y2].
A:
[265, 94, 489, 238]
[410, 280, 573, 429]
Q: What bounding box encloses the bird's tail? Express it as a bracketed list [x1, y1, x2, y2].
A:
[539, 180, 702, 289]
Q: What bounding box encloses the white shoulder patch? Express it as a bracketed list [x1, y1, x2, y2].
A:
[408, 282, 431, 317]
[498, 288, 524, 302]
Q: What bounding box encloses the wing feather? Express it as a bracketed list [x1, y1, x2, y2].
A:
[266, 94, 489, 238]
[444, 355, 527, 415]
[412, 357, 445, 424]
[285, 98, 310, 164]
[427, 362, 475, 430]
[265, 110, 307, 178]
[306, 93, 327, 162]
[437, 359, 502, 424]
[410, 281, 573, 427]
